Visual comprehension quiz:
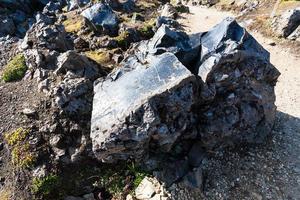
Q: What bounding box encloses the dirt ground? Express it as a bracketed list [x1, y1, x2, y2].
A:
[178, 6, 300, 200]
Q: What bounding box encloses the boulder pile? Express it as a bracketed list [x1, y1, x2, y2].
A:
[91, 17, 280, 163]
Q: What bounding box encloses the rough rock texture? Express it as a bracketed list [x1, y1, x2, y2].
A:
[197, 18, 280, 149]
[273, 7, 300, 38]
[55, 51, 101, 80]
[67, 0, 90, 11]
[0, 17, 16, 37]
[20, 14, 73, 52]
[81, 3, 119, 35]
[288, 25, 300, 41]
[91, 17, 280, 163]
[91, 53, 198, 162]
[135, 25, 202, 72]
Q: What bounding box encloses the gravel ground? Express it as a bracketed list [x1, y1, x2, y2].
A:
[178, 6, 300, 200]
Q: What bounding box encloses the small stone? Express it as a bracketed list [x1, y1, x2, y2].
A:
[22, 108, 37, 116]
[135, 177, 157, 200]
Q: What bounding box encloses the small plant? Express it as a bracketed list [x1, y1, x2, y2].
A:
[11, 143, 36, 168]
[115, 31, 130, 49]
[127, 162, 148, 189]
[2, 54, 27, 82]
[4, 127, 30, 146]
[138, 19, 156, 39]
[4, 128, 36, 168]
[32, 174, 61, 198]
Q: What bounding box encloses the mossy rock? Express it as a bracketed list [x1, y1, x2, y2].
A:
[114, 31, 130, 49]
[138, 19, 156, 39]
[63, 14, 85, 34]
[85, 50, 112, 66]
[2, 54, 27, 82]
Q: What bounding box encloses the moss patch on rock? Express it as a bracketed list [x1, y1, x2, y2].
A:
[63, 13, 85, 34]
[2, 54, 27, 82]
[85, 50, 112, 66]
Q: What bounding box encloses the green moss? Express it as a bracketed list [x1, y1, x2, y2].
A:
[63, 15, 84, 33]
[127, 163, 148, 189]
[175, 5, 189, 13]
[138, 19, 156, 39]
[114, 31, 130, 49]
[2, 54, 27, 82]
[4, 128, 36, 168]
[32, 174, 62, 199]
[85, 50, 112, 66]
[4, 128, 30, 146]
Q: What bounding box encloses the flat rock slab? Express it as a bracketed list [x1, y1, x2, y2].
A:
[91, 53, 198, 162]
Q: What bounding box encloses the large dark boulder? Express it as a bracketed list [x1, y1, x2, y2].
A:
[81, 3, 119, 35]
[91, 53, 199, 162]
[197, 18, 280, 148]
[90, 17, 280, 163]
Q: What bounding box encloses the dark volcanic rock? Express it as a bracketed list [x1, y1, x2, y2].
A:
[90, 17, 280, 163]
[197, 17, 280, 149]
[0, 17, 16, 37]
[66, 0, 90, 11]
[55, 51, 101, 80]
[91, 53, 199, 162]
[273, 7, 300, 38]
[20, 14, 73, 52]
[81, 3, 119, 35]
[135, 25, 202, 73]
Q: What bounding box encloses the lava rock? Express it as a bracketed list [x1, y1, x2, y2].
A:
[91, 53, 199, 162]
[197, 17, 280, 149]
[21, 15, 73, 52]
[81, 3, 119, 36]
[55, 51, 101, 80]
[53, 77, 92, 115]
[273, 7, 300, 38]
[66, 0, 90, 11]
[288, 25, 300, 41]
[135, 25, 202, 73]
[0, 17, 16, 37]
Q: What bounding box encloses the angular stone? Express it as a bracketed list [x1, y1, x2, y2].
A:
[197, 17, 280, 149]
[273, 7, 300, 37]
[135, 177, 157, 199]
[67, 0, 90, 11]
[136, 25, 202, 73]
[81, 3, 119, 35]
[91, 53, 198, 162]
[21, 16, 73, 52]
[288, 25, 300, 41]
[55, 51, 100, 80]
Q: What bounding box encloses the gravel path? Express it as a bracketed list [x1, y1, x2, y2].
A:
[178, 6, 300, 200]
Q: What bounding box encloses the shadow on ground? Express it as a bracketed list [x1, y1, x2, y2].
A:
[194, 111, 300, 200]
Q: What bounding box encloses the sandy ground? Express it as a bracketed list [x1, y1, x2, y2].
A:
[178, 6, 300, 200]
